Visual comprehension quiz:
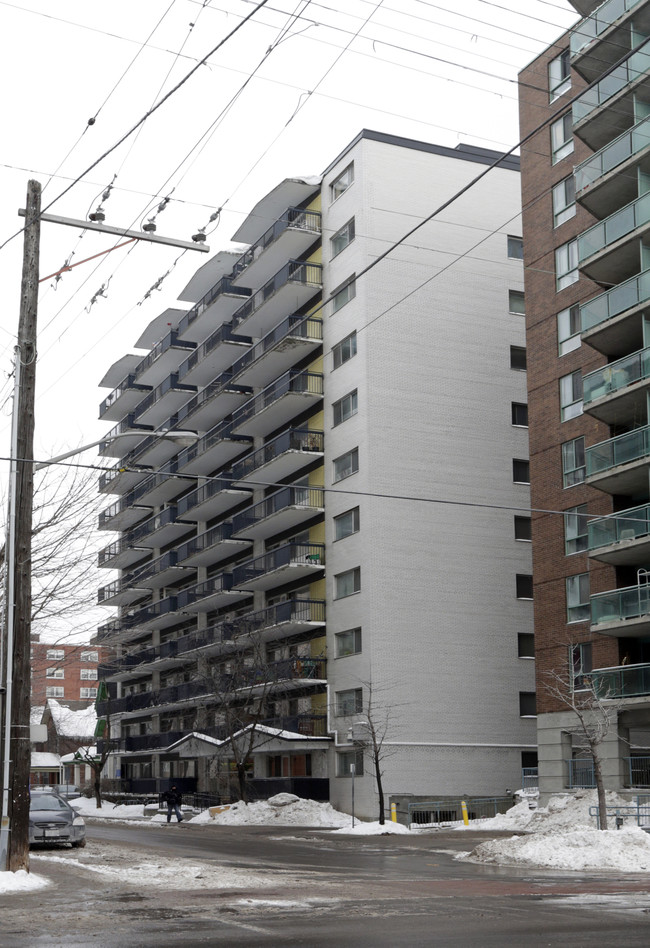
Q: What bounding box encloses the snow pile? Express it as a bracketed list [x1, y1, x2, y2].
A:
[70, 797, 149, 821]
[467, 827, 650, 872]
[332, 820, 410, 835]
[47, 699, 96, 738]
[526, 790, 633, 832]
[192, 793, 350, 828]
[0, 870, 50, 892]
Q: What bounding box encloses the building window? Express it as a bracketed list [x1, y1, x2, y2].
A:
[46, 649, 64, 660]
[331, 218, 355, 257]
[551, 113, 574, 163]
[560, 370, 583, 421]
[549, 48, 571, 101]
[518, 633, 535, 658]
[80, 668, 98, 680]
[330, 162, 354, 201]
[331, 276, 356, 313]
[514, 515, 532, 541]
[337, 749, 364, 777]
[512, 402, 528, 427]
[556, 239, 579, 290]
[335, 567, 361, 599]
[333, 390, 358, 426]
[80, 687, 98, 699]
[509, 290, 525, 314]
[336, 687, 363, 716]
[80, 651, 98, 662]
[519, 692, 537, 717]
[567, 573, 590, 622]
[513, 458, 530, 484]
[558, 303, 580, 355]
[562, 437, 586, 487]
[46, 686, 65, 698]
[565, 504, 588, 555]
[335, 627, 362, 657]
[333, 331, 357, 369]
[552, 176, 576, 228]
[334, 507, 360, 541]
[46, 667, 64, 679]
[570, 643, 593, 691]
[333, 447, 359, 483]
[510, 345, 527, 370]
[507, 236, 524, 259]
[516, 574, 533, 599]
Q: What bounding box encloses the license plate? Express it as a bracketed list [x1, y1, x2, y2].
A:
[44, 829, 61, 837]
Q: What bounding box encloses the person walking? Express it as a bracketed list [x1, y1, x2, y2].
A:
[162, 785, 183, 823]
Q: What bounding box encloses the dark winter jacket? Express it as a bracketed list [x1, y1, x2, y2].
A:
[162, 788, 182, 806]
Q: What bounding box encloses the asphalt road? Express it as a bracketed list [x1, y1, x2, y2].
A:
[3, 819, 650, 947]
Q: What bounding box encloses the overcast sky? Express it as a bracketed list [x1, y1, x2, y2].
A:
[0, 0, 578, 462]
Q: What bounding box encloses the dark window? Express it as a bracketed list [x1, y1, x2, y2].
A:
[516, 574, 533, 599]
[518, 633, 535, 658]
[510, 346, 527, 370]
[513, 459, 530, 483]
[512, 402, 528, 427]
[509, 290, 525, 314]
[507, 236, 524, 259]
[519, 692, 537, 716]
[514, 516, 532, 541]
[562, 437, 585, 487]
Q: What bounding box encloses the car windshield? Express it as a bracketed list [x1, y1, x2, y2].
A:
[30, 795, 70, 811]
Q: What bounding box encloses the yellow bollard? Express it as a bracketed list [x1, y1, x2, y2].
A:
[391, 803, 397, 823]
[461, 800, 469, 826]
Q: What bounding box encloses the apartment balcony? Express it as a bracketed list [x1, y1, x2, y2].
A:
[129, 596, 182, 630]
[231, 207, 322, 290]
[588, 502, 650, 564]
[572, 43, 650, 150]
[97, 578, 150, 608]
[131, 463, 192, 507]
[232, 486, 324, 541]
[132, 374, 196, 428]
[174, 371, 251, 433]
[575, 114, 650, 218]
[176, 574, 252, 613]
[97, 495, 151, 532]
[128, 550, 193, 589]
[232, 542, 325, 593]
[99, 374, 151, 422]
[231, 261, 322, 338]
[176, 521, 251, 568]
[232, 428, 323, 485]
[231, 371, 324, 439]
[98, 464, 151, 496]
[591, 662, 650, 700]
[236, 599, 326, 642]
[132, 330, 195, 387]
[175, 476, 251, 522]
[99, 416, 152, 458]
[583, 347, 650, 423]
[571, 0, 650, 82]
[175, 419, 251, 476]
[580, 269, 650, 356]
[578, 191, 650, 285]
[261, 713, 328, 738]
[586, 424, 650, 494]
[231, 315, 322, 388]
[126, 427, 197, 469]
[232, 658, 327, 698]
[127, 506, 194, 549]
[106, 680, 213, 716]
[176, 275, 252, 345]
[98, 537, 149, 571]
[591, 582, 650, 636]
[177, 320, 251, 387]
[119, 731, 187, 753]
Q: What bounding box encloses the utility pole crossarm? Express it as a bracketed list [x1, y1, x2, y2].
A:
[18, 209, 210, 252]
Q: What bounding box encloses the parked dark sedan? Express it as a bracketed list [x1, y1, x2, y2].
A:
[29, 791, 86, 847]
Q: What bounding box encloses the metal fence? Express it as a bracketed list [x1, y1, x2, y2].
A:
[521, 767, 539, 790]
[589, 795, 650, 829]
[408, 797, 513, 828]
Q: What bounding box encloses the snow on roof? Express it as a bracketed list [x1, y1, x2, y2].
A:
[47, 699, 97, 738]
[30, 706, 45, 726]
[31, 752, 61, 769]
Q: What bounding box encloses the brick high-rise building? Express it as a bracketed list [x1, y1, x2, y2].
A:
[519, 0, 650, 800]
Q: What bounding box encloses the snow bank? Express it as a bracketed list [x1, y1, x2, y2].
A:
[70, 797, 148, 821]
[191, 794, 349, 828]
[0, 870, 50, 894]
[332, 820, 411, 835]
[467, 827, 650, 872]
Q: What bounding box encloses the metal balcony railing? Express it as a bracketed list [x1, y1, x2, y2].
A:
[176, 275, 251, 337]
[132, 330, 195, 382]
[231, 260, 323, 330]
[586, 424, 650, 476]
[177, 320, 251, 382]
[230, 208, 321, 279]
[175, 574, 235, 609]
[232, 428, 323, 481]
[232, 542, 325, 587]
[232, 486, 324, 535]
[175, 418, 250, 469]
[231, 314, 322, 378]
[571, 0, 645, 56]
[99, 373, 150, 418]
[627, 757, 650, 786]
[174, 369, 250, 426]
[567, 759, 595, 789]
[133, 374, 196, 421]
[176, 522, 236, 561]
[573, 41, 650, 123]
[231, 371, 323, 429]
[175, 475, 239, 518]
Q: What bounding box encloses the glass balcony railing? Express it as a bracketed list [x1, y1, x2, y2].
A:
[578, 192, 650, 263]
[574, 114, 650, 194]
[588, 502, 650, 549]
[583, 347, 650, 403]
[573, 43, 650, 123]
[586, 424, 650, 475]
[230, 208, 322, 279]
[591, 662, 650, 698]
[580, 268, 650, 332]
[232, 428, 323, 481]
[571, 0, 644, 56]
[591, 582, 650, 624]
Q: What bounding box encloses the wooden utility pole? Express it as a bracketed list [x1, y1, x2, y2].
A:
[4, 180, 40, 871]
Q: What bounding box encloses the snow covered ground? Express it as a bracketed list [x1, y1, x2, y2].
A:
[3, 789, 650, 893]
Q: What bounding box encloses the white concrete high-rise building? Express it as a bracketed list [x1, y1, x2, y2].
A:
[96, 130, 535, 819]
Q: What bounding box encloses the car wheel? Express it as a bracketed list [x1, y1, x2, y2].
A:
[72, 839, 86, 848]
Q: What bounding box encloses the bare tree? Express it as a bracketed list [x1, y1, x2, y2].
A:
[544, 665, 625, 830]
[347, 682, 398, 825]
